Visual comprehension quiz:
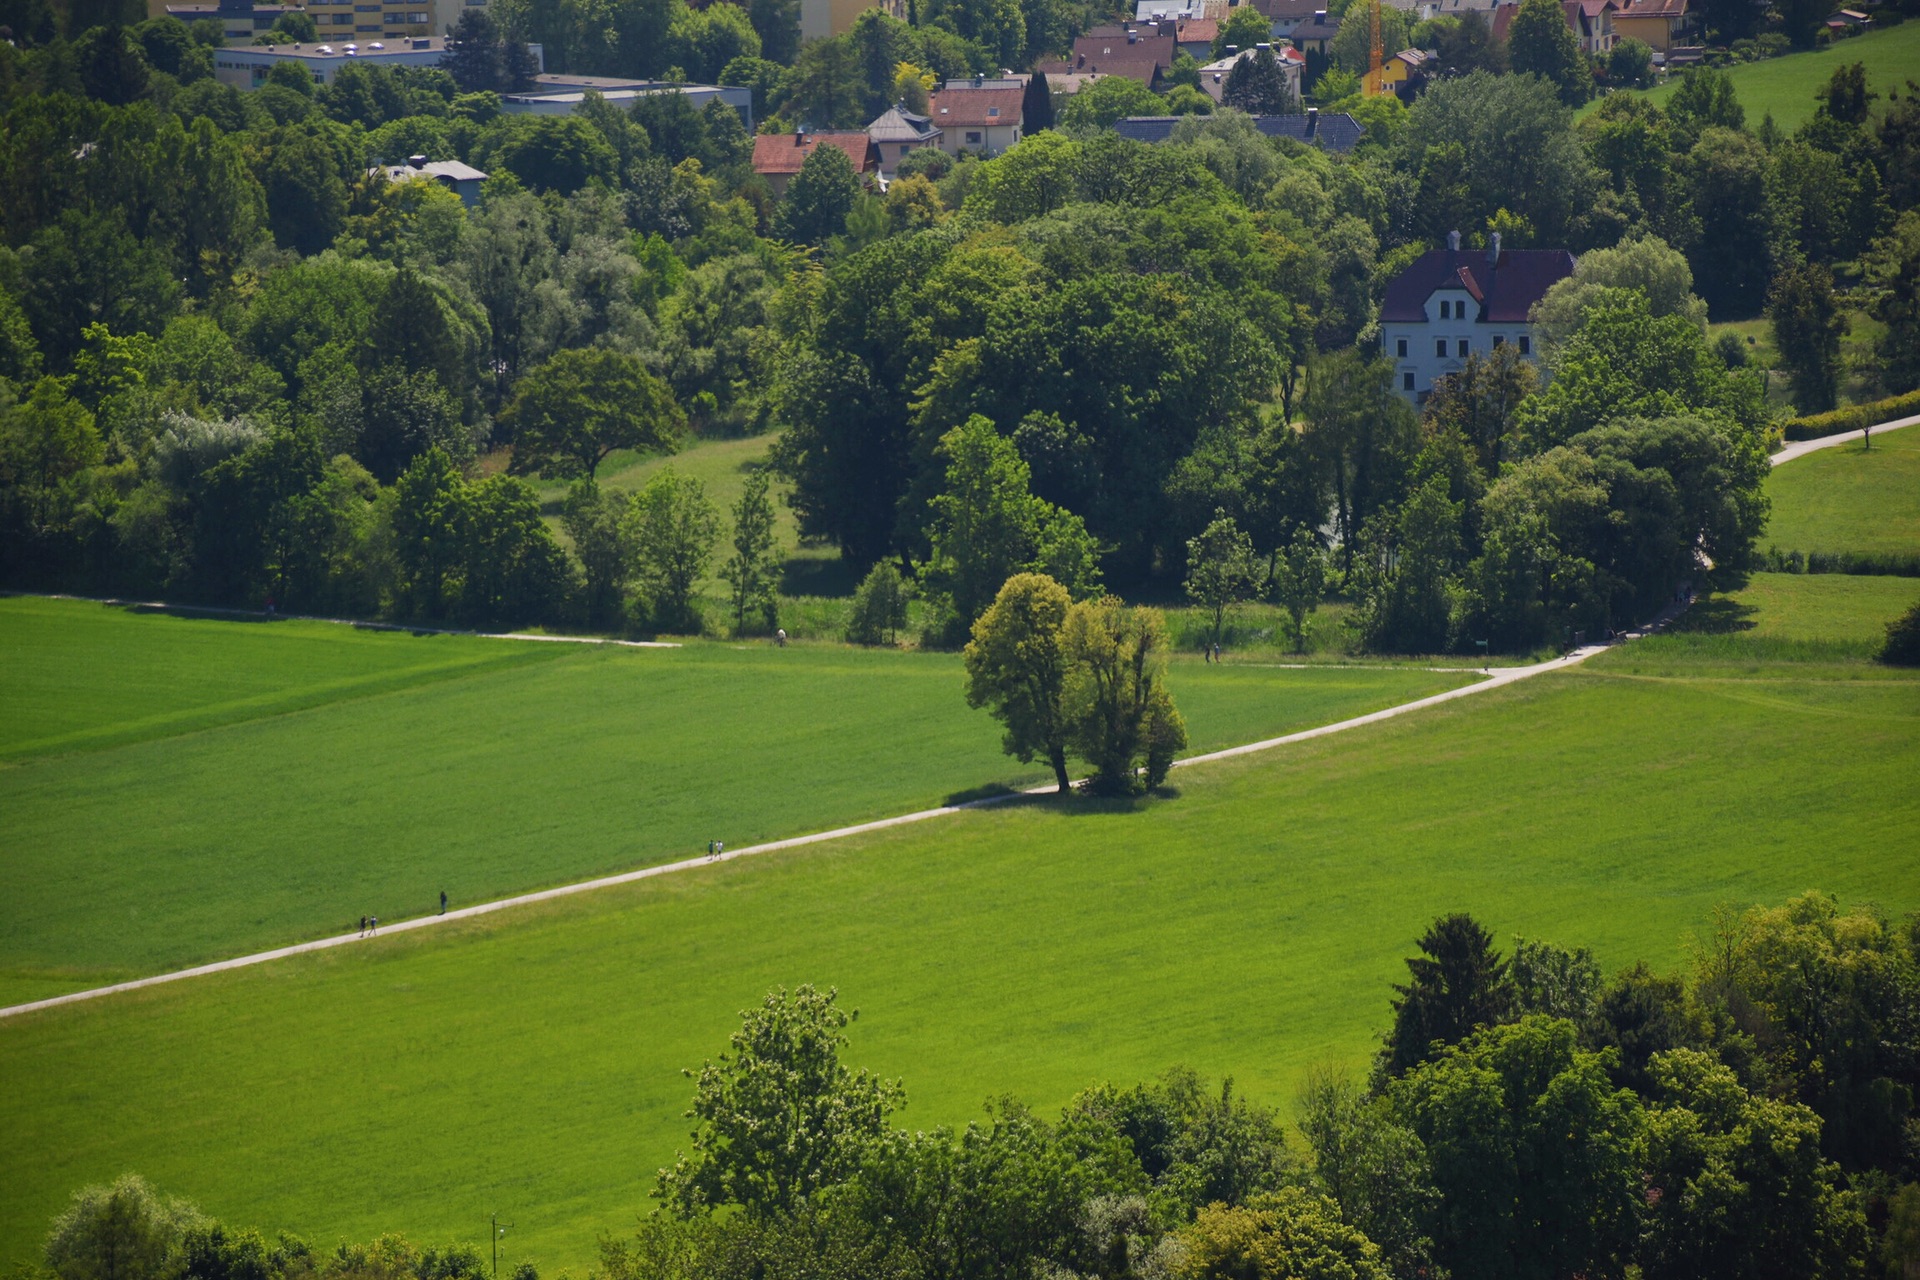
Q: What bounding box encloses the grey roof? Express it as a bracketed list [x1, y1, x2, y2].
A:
[1113, 111, 1364, 152]
[867, 104, 941, 144]
[373, 159, 489, 183]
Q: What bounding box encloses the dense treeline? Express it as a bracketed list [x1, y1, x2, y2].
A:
[0, 0, 1917, 647]
[37, 893, 1920, 1279]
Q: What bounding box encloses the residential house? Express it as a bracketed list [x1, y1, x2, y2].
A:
[928, 82, 1025, 155]
[1609, 0, 1687, 47]
[867, 104, 943, 178]
[1287, 10, 1340, 55]
[751, 129, 881, 198]
[1250, 0, 1330, 38]
[1133, 0, 1230, 19]
[1116, 106, 1363, 150]
[1379, 230, 1575, 400]
[501, 76, 750, 127]
[1382, 45, 1431, 89]
[209, 36, 471, 88]
[799, 0, 906, 43]
[1171, 16, 1220, 57]
[159, 0, 291, 43]
[1827, 7, 1871, 29]
[1196, 42, 1306, 103]
[1035, 25, 1177, 86]
[1562, 0, 1616, 53]
[368, 155, 489, 207]
[180, 0, 487, 45]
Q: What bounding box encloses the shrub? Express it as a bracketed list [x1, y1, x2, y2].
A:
[844, 561, 912, 646]
[1883, 601, 1920, 666]
[1780, 390, 1920, 440]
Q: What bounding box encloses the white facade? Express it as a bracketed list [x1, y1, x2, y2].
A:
[1379, 293, 1538, 400]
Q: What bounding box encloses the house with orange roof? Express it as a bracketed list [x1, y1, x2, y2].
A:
[751, 129, 881, 198]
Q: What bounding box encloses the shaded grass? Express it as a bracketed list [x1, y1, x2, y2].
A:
[1766, 429, 1920, 560]
[1625, 22, 1920, 131]
[2, 660, 1912, 1271]
[0, 598, 1472, 998]
[1592, 571, 1920, 673]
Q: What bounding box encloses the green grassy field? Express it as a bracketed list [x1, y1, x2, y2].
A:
[1630, 21, 1920, 131]
[1765, 427, 1920, 558]
[0, 596, 1473, 1005]
[2, 571, 1914, 1269]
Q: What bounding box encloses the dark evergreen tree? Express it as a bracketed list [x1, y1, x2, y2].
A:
[772, 143, 861, 246]
[1382, 913, 1517, 1077]
[1022, 68, 1055, 133]
[444, 9, 506, 94]
[1221, 46, 1295, 115]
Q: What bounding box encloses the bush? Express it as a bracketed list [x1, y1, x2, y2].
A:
[1781, 390, 1920, 440]
[1883, 601, 1920, 665]
[844, 561, 912, 646]
[1762, 547, 1920, 577]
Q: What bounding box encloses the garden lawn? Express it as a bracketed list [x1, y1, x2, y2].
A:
[1765, 428, 1920, 559]
[0, 596, 1472, 1004]
[2, 589, 1914, 1271]
[1631, 21, 1920, 132]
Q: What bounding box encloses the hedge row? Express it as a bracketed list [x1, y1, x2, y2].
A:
[1762, 547, 1920, 577]
[1781, 390, 1920, 441]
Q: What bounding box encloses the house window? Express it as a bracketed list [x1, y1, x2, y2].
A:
[1456, 339, 1468, 357]
[1437, 300, 1449, 319]
[1403, 372, 1415, 391]
[1492, 335, 1504, 347]
[1434, 339, 1447, 358]
[965, 130, 982, 144]
[1519, 335, 1532, 355]
[1396, 338, 1408, 358]
[987, 107, 999, 117]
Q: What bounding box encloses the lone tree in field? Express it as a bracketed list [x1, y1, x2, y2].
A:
[965, 573, 1076, 793]
[1062, 597, 1187, 795]
[502, 347, 684, 480]
[1382, 913, 1517, 1077]
[846, 560, 912, 646]
[561, 478, 635, 629]
[657, 985, 903, 1216]
[1185, 509, 1261, 652]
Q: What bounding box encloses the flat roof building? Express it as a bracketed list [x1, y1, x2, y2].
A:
[499, 74, 752, 127]
[369, 154, 489, 206]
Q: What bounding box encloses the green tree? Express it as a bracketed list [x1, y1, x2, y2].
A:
[1382, 913, 1516, 1077]
[1388, 1017, 1646, 1280]
[846, 559, 913, 646]
[747, 0, 800, 62]
[1511, 936, 1602, 1026]
[0, 376, 104, 539]
[1508, 0, 1590, 106]
[1356, 475, 1463, 654]
[1423, 344, 1538, 471]
[503, 348, 684, 481]
[1529, 234, 1708, 352]
[656, 984, 904, 1216]
[1172, 1190, 1392, 1280]
[665, 1, 761, 85]
[720, 467, 780, 636]
[1185, 509, 1260, 651]
[389, 446, 467, 618]
[964, 572, 1075, 792]
[773, 143, 862, 246]
[1768, 261, 1847, 413]
[1300, 349, 1420, 574]
[461, 474, 571, 626]
[44, 1175, 202, 1280]
[1212, 6, 1273, 57]
[1606, 36, 1651, 88]
[1682, 126, 1775, 319]
[1270, 525, 1327, 654]
[626, 466, 719, 633]
[562, 479, 636, 629]
[1222, 45, 1298, 115]
[261, 125, 349, 256]
[1021, 68, 1055, 133]
[1062, 596, 1186, 795]
[1865, 211, 1920, 394]
[1295, 1071, 1437, 1278]
[445, 8, 507, 92]
[1640, 1049, 1868, 1279]
[1057, 75, 1164, 131]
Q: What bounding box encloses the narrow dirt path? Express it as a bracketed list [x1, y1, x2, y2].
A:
[10, 412, 1897, 1023]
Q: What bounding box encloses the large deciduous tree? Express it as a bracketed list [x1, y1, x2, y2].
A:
[720, 467, 780, 636]
[1507, 0, 1590, 105]
[1185, 509, 1260, 651]
[1061, 596, 1186, 795]
[656, 984, 904, 1216]
[1768, 261, 1847, 414]
[503, 347, 684, 480]
[964, 571, 1076, 793]
[626, 467, 719, 634]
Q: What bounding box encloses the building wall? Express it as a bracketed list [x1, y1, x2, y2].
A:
[212, 44, 447, 86]
[1612, 12, 1677, 48]
[1381, 286, 1540, 400]
[937, 120, 1019, 156]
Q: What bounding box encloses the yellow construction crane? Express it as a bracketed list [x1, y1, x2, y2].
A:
[1363, 0, 1385, 95]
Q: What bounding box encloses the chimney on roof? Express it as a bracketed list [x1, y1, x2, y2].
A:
[794, 125, 805, 143]
[1307, 105, 1318, 133]
[1447, 229, 1461, 251]
[1313, 8, 1326, 18]
[1488, 231, 1502, 264]
[407, 154, 427, 168]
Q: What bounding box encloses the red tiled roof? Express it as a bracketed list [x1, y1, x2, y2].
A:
[1380, 246, 1576, 324]
[1175, 16, 1219, 41]
[928, 86, 1025, 128]
[1614, 0, 1686, 17]
[1489, 2, 1518, 41]
[751, 131, 878, 177]
[1252, 0, 1326, 18]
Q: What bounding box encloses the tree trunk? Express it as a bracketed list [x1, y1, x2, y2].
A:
[1050, 746, 1072, 795]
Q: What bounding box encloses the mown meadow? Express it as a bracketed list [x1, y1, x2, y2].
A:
[1627, 20, 1920, 131]
[1764, 427, 1920, 560]
[1, 566, 1914, 1270]
[0, 596, 1473, 1003]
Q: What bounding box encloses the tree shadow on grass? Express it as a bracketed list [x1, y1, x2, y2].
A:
[1668, 595, 1758, 636]
[117, 602, 280, 625]
[780, 555, 860, 598]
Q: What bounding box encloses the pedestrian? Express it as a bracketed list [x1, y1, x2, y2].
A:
[1203, 643, 1212, 664]
[775, 628, 787, 648]
[359, 915, 367, 937]
[369, 915, 377, 934]
[439, 890, 447, 915]
[715, 841, 724, 859]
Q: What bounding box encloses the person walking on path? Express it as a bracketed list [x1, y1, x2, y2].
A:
[369, 915, 377, 934]
[359, 915, 367, 937]
[775, 628, 787, 647]
[439, 890, 447, 915]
